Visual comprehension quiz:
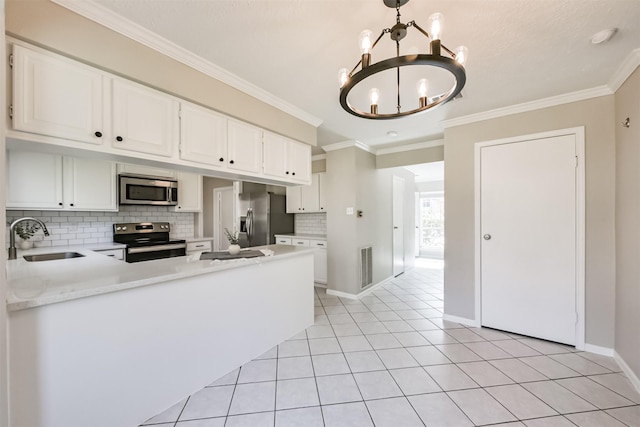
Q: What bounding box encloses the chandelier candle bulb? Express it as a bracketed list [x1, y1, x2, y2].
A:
[417, 78, 429, 108]
[427, 13, 444, 40]
[369, 88, 380, 114]
[338, 68, 349, 88]
[359, 29, 373, 67]
[454, 46, 469, 66]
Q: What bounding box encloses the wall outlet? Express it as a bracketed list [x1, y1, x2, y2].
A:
[346, 207, 354, 215]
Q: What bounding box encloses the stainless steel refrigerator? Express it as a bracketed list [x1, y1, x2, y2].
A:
[238, 192, 294, 247]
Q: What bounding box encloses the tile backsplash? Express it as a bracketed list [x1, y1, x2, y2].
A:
[6, 205, 194, 248]
[294, 213, 326, 235]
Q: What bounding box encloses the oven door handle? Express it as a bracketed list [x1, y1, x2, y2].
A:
[128, 243, 187, 254]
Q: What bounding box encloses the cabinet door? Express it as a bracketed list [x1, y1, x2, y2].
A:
[227, 120, 262, 173]
[262, 131, 289, 179]
[300, 173, 320, 212]
[180, 102, 227, 168]
[313, 246, 328, 284]
[318, 172, 327, 212]
[112, 79, 178, 157]
[175, 172, 202, 212]
[285, 186, 302, 213]
[64, 157, 117, 211]
[289, 141, 311, 184]
[116, 163, 176, 179]
[12, 45, 105, 145]
[6, 151, 64, 209]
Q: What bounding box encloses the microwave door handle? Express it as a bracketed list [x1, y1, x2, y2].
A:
[167, 187, 171, 204]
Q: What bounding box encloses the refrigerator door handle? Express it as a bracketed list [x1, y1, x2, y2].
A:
[246, 208, 253, 244]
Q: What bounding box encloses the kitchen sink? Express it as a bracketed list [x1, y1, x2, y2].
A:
[23, 252, 85, 262]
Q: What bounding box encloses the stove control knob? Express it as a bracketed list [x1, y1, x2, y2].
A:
[122, 226, 127, 231]
[116, 226, 121, 231]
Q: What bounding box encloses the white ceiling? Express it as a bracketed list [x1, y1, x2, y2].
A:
[85, 0, 640, 153]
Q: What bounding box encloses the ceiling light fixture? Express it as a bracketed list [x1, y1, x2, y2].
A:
[338, 0, 468, 120]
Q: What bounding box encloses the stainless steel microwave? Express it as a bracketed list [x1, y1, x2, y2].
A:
[119, 174, 178, 206]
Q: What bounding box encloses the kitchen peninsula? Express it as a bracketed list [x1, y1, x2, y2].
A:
[7, 245, 315, 427]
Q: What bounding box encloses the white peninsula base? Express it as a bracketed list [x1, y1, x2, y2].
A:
[9, 251, 314, 427]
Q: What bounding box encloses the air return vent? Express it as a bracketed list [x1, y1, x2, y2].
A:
[359, 246, 373, 289]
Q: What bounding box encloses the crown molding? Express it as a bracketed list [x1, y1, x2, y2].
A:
[376, 139, 444, 155]
[442, 85, 613, 129]
[311, 154, 326, 161]
[607, 48, 640, 92]
[322, 140, 375, 154]
[51, 0, 323, 128]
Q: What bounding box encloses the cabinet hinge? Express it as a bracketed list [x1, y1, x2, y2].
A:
[575, 156, 578, 168]
[178, 143, 182, 153]
[8, 54, 13, 68]
[8, 105, 13, 119]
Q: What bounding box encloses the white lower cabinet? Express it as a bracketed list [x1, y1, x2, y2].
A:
[275, 235, 327, 284]
[187, 239, 212, 255]
[6, 150, 117, 211]
[93, 248, 124, 261]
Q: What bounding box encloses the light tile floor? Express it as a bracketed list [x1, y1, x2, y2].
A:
[141, 258, 640, 426]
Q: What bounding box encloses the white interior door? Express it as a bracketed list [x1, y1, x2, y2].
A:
[393, 176, 405, 277]
[213, 187, 235, 251]
[480, 134, 577, 345]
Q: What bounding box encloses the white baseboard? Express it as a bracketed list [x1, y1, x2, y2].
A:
[583, 343, 614, 357]
[326, 276, 393, 300]
[443, 313, 480, 327]
[614, 351, 640, 394]
[313, 283, 327, 289]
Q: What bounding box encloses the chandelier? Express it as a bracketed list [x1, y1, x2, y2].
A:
[338, 0, 468, 119]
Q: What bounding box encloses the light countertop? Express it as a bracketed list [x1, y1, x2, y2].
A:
[6, 244, 315, 312]
[275, 233, 327, 240]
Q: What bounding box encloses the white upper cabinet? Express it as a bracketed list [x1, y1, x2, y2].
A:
[263, 131, 311, 184]
[6, 151, 64, 209]
[116, 163, 176, 179]
[288, 141, 311, 184]
[112, 79, 178, 157]
[174, 172, 203, 212]
[318, 172, 327, 212]
[11, 45, 106, 145]
[286, 173, 321, 213]
[179, 102, 227, 168]
[6, 151, 117, 211]
[227, 120, 262, 174]
[64, 157, 117, 211]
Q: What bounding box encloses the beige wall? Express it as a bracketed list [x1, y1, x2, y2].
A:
[614, 68, 640, 377]
[312, 159, 326, 173]
[444, 95, 616, 348]
[376, 145, 444, 169]
[202, 177, 235, 238]
[5, 0, 317, 146]
[326, 147, 415, 295]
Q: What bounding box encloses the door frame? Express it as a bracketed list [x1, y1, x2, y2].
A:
[213, 186, 235, 251]
[393, 175, 405, 276]
[474, 127, 585, 350]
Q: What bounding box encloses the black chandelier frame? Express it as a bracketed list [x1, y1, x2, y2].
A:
[339, 0, 467, 120]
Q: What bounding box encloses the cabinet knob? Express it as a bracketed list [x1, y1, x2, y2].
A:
[177, 206, 181, 209]
[116, 136, 123, 142]
[70, 203, 74, 207]
[58, 202, 63, 206]
[219, 157, 224, 162]
[286, 171, 289, 175]
[292, 172, 296, 176]
[94, 131, 102, 138]
[229, 160, 235, 164]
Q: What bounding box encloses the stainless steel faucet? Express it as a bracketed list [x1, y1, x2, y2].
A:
[8, 217, 50, 260]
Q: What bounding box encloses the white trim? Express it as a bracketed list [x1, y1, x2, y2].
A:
[443, 314, 480, 327]
[474, 127, 586, 350]
[376, 139, 445, 155]
[607, 48, 640, 92]
[311, 154, 326, 161]
[326, 275, 394, 300]
[583, 343, 614, 357]
[443, 87, 611, 129]
[614, 351, 640, 394]
[50, 0, 323, 128]
[322, 140, 374, 154]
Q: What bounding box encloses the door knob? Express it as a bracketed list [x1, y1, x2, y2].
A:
[483, 234, 492, 240]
